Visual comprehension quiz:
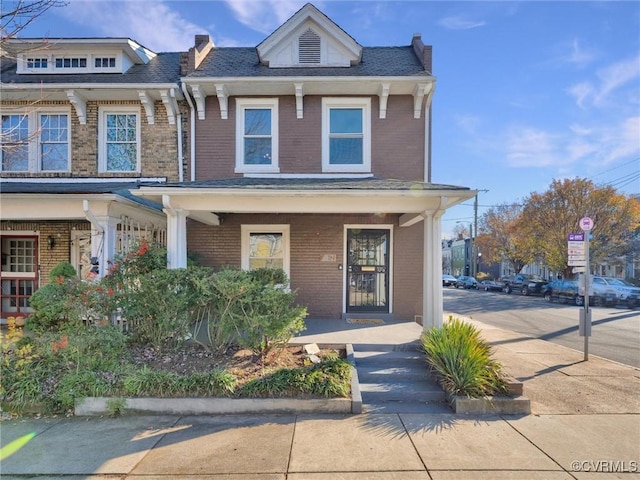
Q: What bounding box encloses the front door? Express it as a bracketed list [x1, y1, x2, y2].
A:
[346, 229, 390, 313]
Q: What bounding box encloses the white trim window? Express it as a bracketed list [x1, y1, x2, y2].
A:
[241, 225, 290, 276]
[99, 106, 141, 172]
[1, 109, 70, 172]
[322, 97, 371, 173]
[235, 98, 279, 173]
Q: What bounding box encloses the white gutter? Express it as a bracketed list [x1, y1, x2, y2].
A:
[170, 88, 184, 182]
[181, 82, 197, 181]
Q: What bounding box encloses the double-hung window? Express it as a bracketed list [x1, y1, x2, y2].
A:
[1, 110, 70, 172]
[322, 98, 371, 173]
[241, 225, 290, 277]
[235, 98, 279, 173]
[99, 106, 140, 172]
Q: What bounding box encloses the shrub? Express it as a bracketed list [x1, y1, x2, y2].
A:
[26, 277, 90, 332]
[49, 262, 77, 281]
[421, 317, 509, 399]
[208, 269, 307, 359]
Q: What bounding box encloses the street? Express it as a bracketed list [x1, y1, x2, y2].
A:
[443, 287, 640, 368]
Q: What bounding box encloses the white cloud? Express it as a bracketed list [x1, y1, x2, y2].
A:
[437, 16, 486, 30]
[501, 117, 640, 170]
[60, 0, 207, 51]
[567, 81, 594, 109]
[504, 127, 560, 167]
[454, 114, 482, 135]
[568, 55, 640, 109]
[223, 0, 308, 35]
[594, 55, 640, 106]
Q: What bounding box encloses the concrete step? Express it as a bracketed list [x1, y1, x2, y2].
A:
[363, 401, 451, 414]
[356, 366, 431, 384]
[354, 352, 426, 369]
[358, 382, 446, 403]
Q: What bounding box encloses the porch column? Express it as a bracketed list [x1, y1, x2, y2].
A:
[164, 207, 189, 269]
[422, 213, 444, 330]
[91, 216, 120, 279]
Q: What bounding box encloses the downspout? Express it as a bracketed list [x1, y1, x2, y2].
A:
[181, 82, 196, 181]
[170, 88, 184, 182]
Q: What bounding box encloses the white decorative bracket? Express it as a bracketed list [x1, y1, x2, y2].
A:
[65, 90, 87, 125]
[191, 85, 206, 120]
[214, 84, 228, 120]
[379, 83, 390, 119]
[138, 90, 155, 125]
[413, 84, 429, 119]
[294, 83, 304, 119]
[159, 90, 176, 125]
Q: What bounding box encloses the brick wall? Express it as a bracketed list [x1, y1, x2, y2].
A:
[0, 100, 187, 181]
[195, 94, 424, 181]
[187, 213, 424, 319]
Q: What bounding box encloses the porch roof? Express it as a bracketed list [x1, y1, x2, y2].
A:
[133, 177, 475, 225]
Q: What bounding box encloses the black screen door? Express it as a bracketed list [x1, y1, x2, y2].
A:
[346, 229, 390, 313]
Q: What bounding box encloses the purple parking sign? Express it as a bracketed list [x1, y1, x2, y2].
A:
[568, 233, 585, 241]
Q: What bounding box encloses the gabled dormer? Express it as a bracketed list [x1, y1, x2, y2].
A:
[256, 3, 362, 68]
[8, 38, 156, 75]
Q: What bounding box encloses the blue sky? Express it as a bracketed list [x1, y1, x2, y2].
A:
[19, 0, 640, 236]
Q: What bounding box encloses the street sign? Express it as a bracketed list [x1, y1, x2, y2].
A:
[568, 255, 586, 261]
[568, 249, 585, 255]
[579, 217, 594, 231]
[572, 267, 586, 273]
[568, 233, 585, 241]
[568, 260, 586, 266]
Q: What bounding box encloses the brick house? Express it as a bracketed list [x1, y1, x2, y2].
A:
[1, 3, 474, 328]
[0, 38, 183, 318]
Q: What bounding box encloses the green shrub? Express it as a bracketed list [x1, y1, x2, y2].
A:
[49, 262, 77, 281]
[208, 269, 307, 359]
[421, 317, 508, 399]
[26, 277, 89, 332]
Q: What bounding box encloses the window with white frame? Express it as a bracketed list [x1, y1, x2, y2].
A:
[241, 225, 290, 276]
[235, 98, 279, 173]
[99, 106, 140, 172]
[1, 110, 70, 172]
[322, 98, 371, 173]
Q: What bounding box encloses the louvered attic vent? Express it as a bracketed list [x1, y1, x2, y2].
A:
[298, 29, 320, 64]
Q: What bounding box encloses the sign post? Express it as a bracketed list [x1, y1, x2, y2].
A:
[578, 216, 594, 361]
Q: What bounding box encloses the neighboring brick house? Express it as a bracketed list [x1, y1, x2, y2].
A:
[0, 38, 184, 318]
[1, 3, 474, 327]
[133, 4, 475, 327]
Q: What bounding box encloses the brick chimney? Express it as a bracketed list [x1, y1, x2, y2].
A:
[185, 34, 214, 74]
[411, 33, 432, 74]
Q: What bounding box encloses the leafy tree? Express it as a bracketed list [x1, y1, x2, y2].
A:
[518, 178, 640, 278]
[476, 202, 535, 274]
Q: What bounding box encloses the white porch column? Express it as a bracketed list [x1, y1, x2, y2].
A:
[423, 213, 444, 330]
[164, 207, 189, 269]
[90, 216, 119, 279]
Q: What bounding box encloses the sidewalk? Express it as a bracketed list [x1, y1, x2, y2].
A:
[1, 316, 639, 479]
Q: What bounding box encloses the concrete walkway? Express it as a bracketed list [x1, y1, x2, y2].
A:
[1, 316, 639, 479]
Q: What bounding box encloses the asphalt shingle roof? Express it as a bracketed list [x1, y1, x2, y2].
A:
[0, 52, 182, 85]
[152, 177, 468, 191]
[187, 46, 429, 78]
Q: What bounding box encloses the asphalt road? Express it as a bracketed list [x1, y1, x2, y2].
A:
[443, 287, 640, 368]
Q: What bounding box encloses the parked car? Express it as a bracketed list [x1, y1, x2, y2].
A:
[455, 276, 478, 289]
[502, 274, 548, 295]
[479, 280, 503, 292]
[543, 280, 584, 306]
[587, 276, 618, 307]
[592, 276, 640, 308]
[442, 274, 458, 287]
